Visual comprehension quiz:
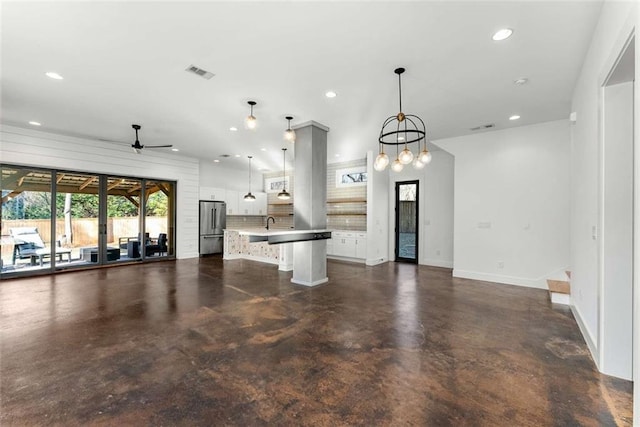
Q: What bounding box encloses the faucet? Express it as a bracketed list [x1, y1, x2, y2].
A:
[266, 216, 276, 230]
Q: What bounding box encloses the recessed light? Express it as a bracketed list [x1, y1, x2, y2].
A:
[260, 148, 267, 151]
[234, 154, 241, 157]
[509, 115, 521, 121]
[325, 91, 337, 98]
[229, 127, 238, 132]
[514, 78, 528, 85]
[28, 121, 41, 126]
[492, 28, 513, 41]
[171, 148, 179, 152]
[214, 159, 220, 163]
[45, 72, 64, 80]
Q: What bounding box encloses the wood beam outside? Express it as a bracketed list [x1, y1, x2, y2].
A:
[79, 176, 97, 190]
[107, 179, 124, 191]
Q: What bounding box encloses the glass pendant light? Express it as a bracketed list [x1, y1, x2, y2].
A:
[418, 147, 432, 164]
[391, 158, 404, 172]
[245, 101, 257, 130]
[398, 146, 414, 164]
[277, 148, 291, 200]
[374, 149, 390, 171]
[412, 157, 425, 170]
[243, 156, 256, 201]
[284, 116, 296, 142]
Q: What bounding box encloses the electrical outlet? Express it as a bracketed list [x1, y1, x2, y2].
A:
[436, 250, 441, 256]
[497, 261, 504, 269]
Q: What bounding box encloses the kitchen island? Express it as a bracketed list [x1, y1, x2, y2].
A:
[223, 228, 331, 272]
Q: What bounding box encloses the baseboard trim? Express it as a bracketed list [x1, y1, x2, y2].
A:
[422, 259, 453, 269]
[452, 269, 547, 290]
[570, 303, 599, 367]
[291, 277, 329, 287]
[365, 257, 388, 266]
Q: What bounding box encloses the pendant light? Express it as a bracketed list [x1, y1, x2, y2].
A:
[284, 116, 296, 142]
[277, 148, 291, 200]
[245, 101, 257, 130]
[243, 156, 256, 201]
[375, 67, 432, 172]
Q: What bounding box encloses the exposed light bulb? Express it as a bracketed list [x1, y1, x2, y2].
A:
[418, 149, 432, 164]
[374, 152, 389, 171]
[245, 101, 257, 130]
[391, 159, 404, 172]
[398, 147, 414, 164]
[245, 115, 257, 130]
[284, 128, 296, 142]
[413, 157, 425, 170]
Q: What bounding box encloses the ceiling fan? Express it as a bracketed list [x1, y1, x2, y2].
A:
[131, 124, 173, 154]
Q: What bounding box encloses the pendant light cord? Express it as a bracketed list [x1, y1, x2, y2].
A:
[398, 72, 403, 114]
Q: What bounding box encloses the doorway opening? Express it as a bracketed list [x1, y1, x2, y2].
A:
[395, 180, 418, 263]
[599, 34, 634, 380]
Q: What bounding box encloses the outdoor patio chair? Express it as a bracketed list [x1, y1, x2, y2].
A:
[145, 233, 167, 256]
[10, 227, 72, 266]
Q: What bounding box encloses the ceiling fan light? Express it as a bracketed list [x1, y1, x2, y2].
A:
[398, 147, 414, 164]
[391, 158, 404, 172]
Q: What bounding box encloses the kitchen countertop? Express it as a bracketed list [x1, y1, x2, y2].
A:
[237, 228, 331, 237]
[229, 228, 332, 245]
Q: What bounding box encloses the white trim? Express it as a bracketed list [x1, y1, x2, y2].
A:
[571, 303, 599, 367]
[327, 255, 365, 264]
[291, 277, 329, 287]
[452, 269, 547, 290]
[365, 257, 388, 266]
[422, 259, 453, 269]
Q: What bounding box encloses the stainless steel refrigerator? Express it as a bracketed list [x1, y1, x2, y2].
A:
[199, 200, 226, 255]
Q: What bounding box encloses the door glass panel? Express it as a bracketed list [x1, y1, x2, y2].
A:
[55, 172, 100, 267]
[396, 182, 418, 262]
[144, 180, 174, 258]
[107, 177, 142, 262]
[1, 166, 57, 274]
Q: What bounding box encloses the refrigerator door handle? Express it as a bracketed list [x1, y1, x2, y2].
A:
[212, 208, 216, 230]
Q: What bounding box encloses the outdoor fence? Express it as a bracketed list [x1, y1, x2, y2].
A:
[1, 217, 167, 263]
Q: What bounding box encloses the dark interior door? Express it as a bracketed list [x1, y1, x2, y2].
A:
[395, 180, 418, 263]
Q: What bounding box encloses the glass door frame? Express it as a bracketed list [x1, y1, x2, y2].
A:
[1, 163, 177, 279]
[394, 180, 419, 264]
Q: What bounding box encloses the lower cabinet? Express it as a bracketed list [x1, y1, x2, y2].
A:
[329, 231, 366, 259]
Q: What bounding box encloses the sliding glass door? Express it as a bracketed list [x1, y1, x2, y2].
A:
[1, 164, 176, 278]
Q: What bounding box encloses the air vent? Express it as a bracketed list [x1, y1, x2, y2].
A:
[185, 64, 214, 80]
[470, 123, 495, 131]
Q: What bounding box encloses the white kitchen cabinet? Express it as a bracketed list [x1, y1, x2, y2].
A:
[225, 190, 239, 215]
[329, 231, 366, 259]
[199, 186, 225, 201]
[355, 233, 367, 259]
[253, 192, 267, 215]
[238, 191, 267, 215]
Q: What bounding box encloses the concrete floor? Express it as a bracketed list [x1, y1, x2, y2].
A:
[0, 257, 632, 425]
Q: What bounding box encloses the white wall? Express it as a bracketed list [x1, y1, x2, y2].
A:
[568, 0, 638, 368]
[366, 151, 389, 265]
[384, 150, 455, 268]
[0, 125, 200, 259]
[199, 159, 263, 193]
[435, 120, 570, 289]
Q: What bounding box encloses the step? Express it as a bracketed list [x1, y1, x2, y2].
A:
[547, 279, 570, 305]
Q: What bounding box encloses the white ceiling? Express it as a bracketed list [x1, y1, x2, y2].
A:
[1, 1, 602, 172]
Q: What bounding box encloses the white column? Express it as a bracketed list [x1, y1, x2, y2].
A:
[291, 121, 329, 286]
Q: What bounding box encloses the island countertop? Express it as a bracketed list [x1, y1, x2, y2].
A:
[234, 228, 332, 244]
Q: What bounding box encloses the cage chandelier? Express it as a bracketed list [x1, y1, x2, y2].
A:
[374, 67, 432, 172]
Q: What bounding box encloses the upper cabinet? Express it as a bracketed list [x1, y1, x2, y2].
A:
[199, 186, 225, 201]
